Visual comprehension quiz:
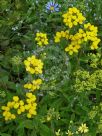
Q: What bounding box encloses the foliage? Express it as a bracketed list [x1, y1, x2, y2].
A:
[0, 0, 102, 136]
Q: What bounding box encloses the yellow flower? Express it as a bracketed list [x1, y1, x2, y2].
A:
[27, 113, 32, 118]
[30, 95, 36, 102]
[13, 102, 19, 109]
[35, 32, 49, 46]
[2, 110, 16, 121]
[11, 114, 16, 119]
[66, 130, 73, 136]
[25, 104, 30, 110]
[24, 79, 42, 92]
[83, 23, 100, 50]
[54, 8, 101, 55]
[2, 111, 8, 117]
[2, 99, 18, 121]
[19, 100, 24, 106]
[65, 44, 80, 55]
[55, 129, 61, 136]
[13, 96, 19, 102]
[26, 92, 33, 98]
[7, 102, 13, 108]
[78, 123, 89, 133]
[25, 93, 37, 118]
[24, 83, 32, 89]
[24, 55, 43, 74]
[26, 96, 36, 103]
[2, 106, 10, 111]
[2, 92, 38, 121]
[17, 109, 22, 115]
[26, 99, 32, 103]
[19, 106, 25, 112]
[32, 79, 42, 89]
[91, 38, 100, 50]
[47, 115, 52, 121]
[54, 30, 69, 43]
[29, 109, 37, 115]
[62, 7, 86, 28]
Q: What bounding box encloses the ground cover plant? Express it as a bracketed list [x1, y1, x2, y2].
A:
[0, 0, 102, 136]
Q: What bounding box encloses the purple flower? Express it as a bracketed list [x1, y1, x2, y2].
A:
[46, 1, 60, 12]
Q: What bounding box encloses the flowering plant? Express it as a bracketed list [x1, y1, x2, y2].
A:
[46, 1, 60, 12]
[0, 0, 102, 136]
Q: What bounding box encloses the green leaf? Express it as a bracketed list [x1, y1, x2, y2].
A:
[0, 133, 11, 136]
[17, 119, 34, 130]
[39, 124, 53, 136]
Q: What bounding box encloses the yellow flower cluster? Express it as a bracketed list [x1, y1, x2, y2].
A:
[78, 123, 89, 133]
[35, 32, 49, 46]
[1, 93, 37, 121]
[62, 7, 86, 28]
[25, 93, 37, 118]
[54, 30, 69, 43]
[24, 79, 42, 92]
[2, 55, 44, 121]
[83, 23, 101, 49]
[24, 55, 43, 74]
[2, 101, 16, 121]
[65, 44, 80, 55]
[65, 23, 100, 54]
[54, 7, 101, 55]
[69, 29, 85, 44]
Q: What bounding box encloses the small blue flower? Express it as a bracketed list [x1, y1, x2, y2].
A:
[46, 1, 60, 12]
